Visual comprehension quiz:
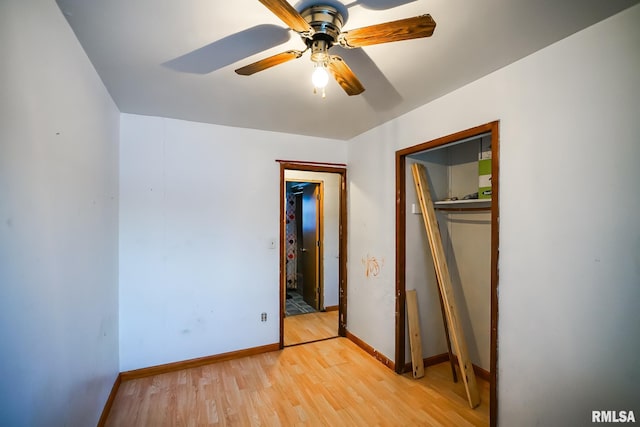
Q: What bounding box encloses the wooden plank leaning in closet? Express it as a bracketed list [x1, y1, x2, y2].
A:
[411, 162, 480, 409]
[406, 289, 425, 378]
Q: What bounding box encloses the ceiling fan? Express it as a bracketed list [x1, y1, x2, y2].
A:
[235, 0, 436, 97]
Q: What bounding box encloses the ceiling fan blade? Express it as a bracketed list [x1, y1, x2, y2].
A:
[328, 56, 365, 96]
[235, 50, 304, 75]
[339, 15, 436, 48]
[258, 0, 313, 34]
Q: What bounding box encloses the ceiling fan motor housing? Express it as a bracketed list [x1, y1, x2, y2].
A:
[301, 5, 344, 62]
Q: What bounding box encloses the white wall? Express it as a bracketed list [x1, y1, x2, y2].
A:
[119, 114, 346, 371]
[347, 4, 640, 425]
[0, 1, 120, 426]
[347, 125, 398, 356]
[285, 170, 341, 308]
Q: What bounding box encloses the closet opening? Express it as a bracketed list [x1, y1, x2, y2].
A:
[395, 121, 499, 427]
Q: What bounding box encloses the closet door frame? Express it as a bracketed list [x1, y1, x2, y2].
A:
[395, 120, 499, 427]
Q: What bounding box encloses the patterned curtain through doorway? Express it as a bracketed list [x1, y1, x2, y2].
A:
[285, 193, 297, 289]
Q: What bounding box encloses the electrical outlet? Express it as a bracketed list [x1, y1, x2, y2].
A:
[261, 312, 267, 322]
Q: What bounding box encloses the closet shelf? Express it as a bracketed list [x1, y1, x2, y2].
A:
[434, 199, 491, 211]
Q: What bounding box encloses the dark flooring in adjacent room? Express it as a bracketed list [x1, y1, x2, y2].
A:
[285, 289, 315, 316]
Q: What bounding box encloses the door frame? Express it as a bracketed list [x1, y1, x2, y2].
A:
[279, 162, 348, 348]
[395, 121, 499, 427]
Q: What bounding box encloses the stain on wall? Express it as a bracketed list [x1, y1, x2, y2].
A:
[362, 254, 384, 278]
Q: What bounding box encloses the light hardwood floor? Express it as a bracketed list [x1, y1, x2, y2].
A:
[283, 311, 339, 346]
[105, 337, 489, 426]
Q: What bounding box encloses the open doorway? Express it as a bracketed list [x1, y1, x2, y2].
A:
[395, 121, 499, 426]
[278, 162, 347, 348]
[284, 180, 324, 314]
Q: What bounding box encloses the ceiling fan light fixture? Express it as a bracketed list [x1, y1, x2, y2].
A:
[311, 63, 329, 91]
[310, 38, 330, 97]
[310, 39, 331, 62]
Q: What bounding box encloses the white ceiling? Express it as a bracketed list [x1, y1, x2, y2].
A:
[56, 0, 638, 140]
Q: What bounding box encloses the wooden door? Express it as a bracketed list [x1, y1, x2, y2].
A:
[294, 192, 304, 290]
[301, 184, 320, 310]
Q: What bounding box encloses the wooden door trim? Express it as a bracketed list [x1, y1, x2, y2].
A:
[395, 121, 499, 427]
[316, 182, 324, 310]
[279, 163, 348, 348]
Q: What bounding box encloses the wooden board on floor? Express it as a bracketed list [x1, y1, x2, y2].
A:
[406, 290, 425, 378]
[411, 162, 480, 408]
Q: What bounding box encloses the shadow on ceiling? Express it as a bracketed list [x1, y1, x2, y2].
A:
[162, 25, 291, 74]
[333, 46, 403, 112]
[343, 0, 418, 10]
